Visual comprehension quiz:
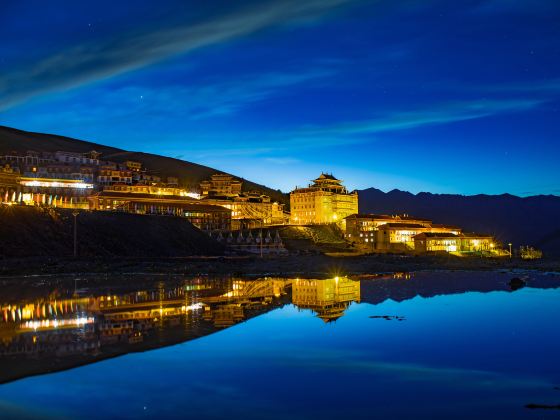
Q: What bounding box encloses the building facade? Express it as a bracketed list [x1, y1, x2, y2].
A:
[345, 213, 468, 252]
[413, 232, 461, 253]
[460, 233, 495, 252]
[203, 194, 286, 229]
[88, 190, 231, 230]
[290, 174, 358, 227]
[200, 174, 242, 197]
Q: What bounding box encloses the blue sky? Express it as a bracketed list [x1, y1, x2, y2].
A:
[1, 0, 559, 195]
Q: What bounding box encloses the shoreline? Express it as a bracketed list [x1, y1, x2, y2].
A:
[1, 254, 558, 280]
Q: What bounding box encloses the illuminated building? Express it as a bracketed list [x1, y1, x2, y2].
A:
[290, 173, 358, 227]
[292, 277, 360, 322]
[413, 232, 460, 252]
[345, 214, 432, 245]
[26, 163, 97, 183]
[414, 232, 495, 253]
[345, 213, 465, 252]
[200, 173, 242, 197]
[19, 177, 94, 190]
[124, 160, 142, 172]
[18, 176, 94, 208]
[460, 233, 495, 252]
[103, 184, 197, 198]
[0, 164, 20, 201]
[200, 175, 285, 227]
[88, 190, 232, 230]
[204, 194, 286, 228]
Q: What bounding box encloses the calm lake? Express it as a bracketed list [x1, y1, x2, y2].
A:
[1, 271, 560, 419]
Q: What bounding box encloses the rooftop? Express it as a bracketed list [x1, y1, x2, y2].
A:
[315, 173, 339, 181]
[461, 232, 493, 238]
[379, 223, 427, 229]
[414, 232, 459, 239]
[345, 213, 431, 222]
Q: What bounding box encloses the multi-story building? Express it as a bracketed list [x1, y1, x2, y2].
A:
[345, 213, 463, 251]
[97, 167, 133, 186]
[204, 193, 286, 228]
[0, 151, 54, 168]
[413, 232, 495, 253]
[105, 184, 189, 197]
[459, 233, 495, 252]
[345, 214, 432, 242]
[124, 161, 142, 172]
[88, 190, 231, 230]
[413, 232, 461, 253]
[290, 173, 358, 227]
[200, 174, 242, 197]
[139, 173, 162, 185]
[18, 176, 94, 208]
[54, 151, 100, 166]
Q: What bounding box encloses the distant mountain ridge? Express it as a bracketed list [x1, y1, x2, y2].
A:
[359, 187, 560, 256]
[0, 125, 287, 203]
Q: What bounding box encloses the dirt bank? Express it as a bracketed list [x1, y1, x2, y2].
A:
[0, 205, 223, 258]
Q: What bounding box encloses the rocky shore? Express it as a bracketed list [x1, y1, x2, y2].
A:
[0, 253, 558, 279]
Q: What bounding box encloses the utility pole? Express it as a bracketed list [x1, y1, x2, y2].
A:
[260, 219, 263, 258]
[72, 211, 79, 257]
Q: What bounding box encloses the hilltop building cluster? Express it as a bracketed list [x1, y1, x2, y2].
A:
[0, 149, 498, 255]
[0, 150, 285, 231]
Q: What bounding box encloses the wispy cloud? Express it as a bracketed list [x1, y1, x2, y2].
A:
[481, 78, 560, 95]
[263, 157, 301, 165]
[5, 66, 336, 127]
[300, 98, 545, 137]
[0, 0, 351, 110]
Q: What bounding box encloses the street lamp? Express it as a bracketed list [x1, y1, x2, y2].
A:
[508, 243, 512, 258]
[72, 211, 79, 257]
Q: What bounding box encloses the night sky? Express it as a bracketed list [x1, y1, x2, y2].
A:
[1, 0, 559, 195]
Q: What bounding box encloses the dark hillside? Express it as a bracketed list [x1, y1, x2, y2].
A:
[0, 206, 224, 258]
[0, 126, 287, 203]
[359, 188, 560, 257]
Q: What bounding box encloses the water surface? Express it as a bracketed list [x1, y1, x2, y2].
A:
[1, 271, 559, 419]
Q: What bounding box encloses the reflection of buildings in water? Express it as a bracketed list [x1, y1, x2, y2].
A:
[292, 277, 361, 323]
[0, 277, 293, 360]
[204, 304, 244, 328]
[0, 275, 366, 381]
[202, 278, 290, 328]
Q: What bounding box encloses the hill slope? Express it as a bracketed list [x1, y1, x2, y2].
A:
[359, 188, 560, 256]
[0, 206, 223, 257]
[0, 125, 287, 203]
